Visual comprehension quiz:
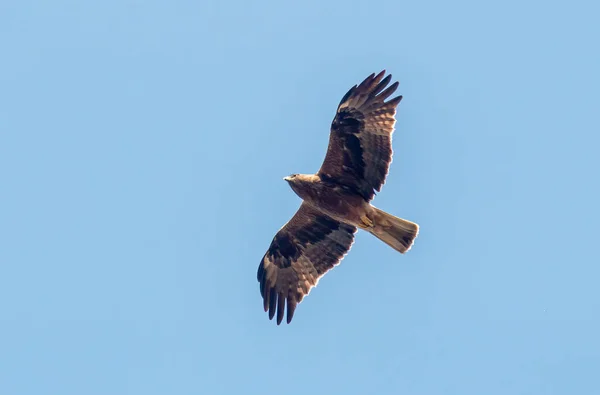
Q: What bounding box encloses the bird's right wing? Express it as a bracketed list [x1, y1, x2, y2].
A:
[318, 71, 403, 201]
[257, 202, 357, 325]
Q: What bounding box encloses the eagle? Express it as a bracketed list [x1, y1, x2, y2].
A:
[257, 70, 419, 325]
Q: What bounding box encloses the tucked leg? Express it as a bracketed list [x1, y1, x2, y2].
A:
[359, 213, 374, 229]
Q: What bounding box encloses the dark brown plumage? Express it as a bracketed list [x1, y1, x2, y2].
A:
[319, 72, 401, 201]
[257, 71, 419, 325]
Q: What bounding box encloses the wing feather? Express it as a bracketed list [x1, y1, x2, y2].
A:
[318, 70, 403, 201]
[257, 202, 356, 325]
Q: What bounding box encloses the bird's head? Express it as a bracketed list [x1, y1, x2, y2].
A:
[283, 174, 317, 197]
[283, 173, 315, 184]
[283, 174, 299, 184]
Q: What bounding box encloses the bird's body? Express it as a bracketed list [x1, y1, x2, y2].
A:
[257, 70, 419, 325]
[284, 173, 370, 228]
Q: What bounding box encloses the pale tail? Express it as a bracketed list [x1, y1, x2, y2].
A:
[369, 207, 419, 253]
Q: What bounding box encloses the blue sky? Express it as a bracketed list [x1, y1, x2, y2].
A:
[1, 0, 599, 394]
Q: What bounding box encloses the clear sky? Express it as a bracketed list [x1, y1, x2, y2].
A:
[1, 0, 599, 394]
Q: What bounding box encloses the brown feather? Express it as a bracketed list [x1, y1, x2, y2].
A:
[257, 202, 356, 324]
[371, 74, 392, 97]
[256, 71, 414, 325]
[318, 71, 403, 201]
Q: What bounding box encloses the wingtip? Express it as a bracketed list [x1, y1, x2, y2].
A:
[357, 73, 376, 90]
[388, 94, 403, 106]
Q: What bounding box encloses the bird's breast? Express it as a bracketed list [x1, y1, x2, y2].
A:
[302, 184, 366, 223]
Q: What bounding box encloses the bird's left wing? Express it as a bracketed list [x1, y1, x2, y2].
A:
[257, 202, 357, 325]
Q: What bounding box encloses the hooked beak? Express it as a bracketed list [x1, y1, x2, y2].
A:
[283, 176, 292, 182]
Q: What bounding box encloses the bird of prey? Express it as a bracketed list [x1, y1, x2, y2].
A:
[257, 70, 419, 325]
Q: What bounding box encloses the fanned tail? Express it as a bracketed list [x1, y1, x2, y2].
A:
[369, 207, 419, 253]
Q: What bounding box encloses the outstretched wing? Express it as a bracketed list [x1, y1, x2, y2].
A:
[257, 202, 357, 325]
[318, 70, 402, 201]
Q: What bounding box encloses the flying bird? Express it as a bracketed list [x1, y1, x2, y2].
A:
[257, 70, 419, 325]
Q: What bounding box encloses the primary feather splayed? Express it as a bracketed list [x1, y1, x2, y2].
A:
[257, 71, 419, 325]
